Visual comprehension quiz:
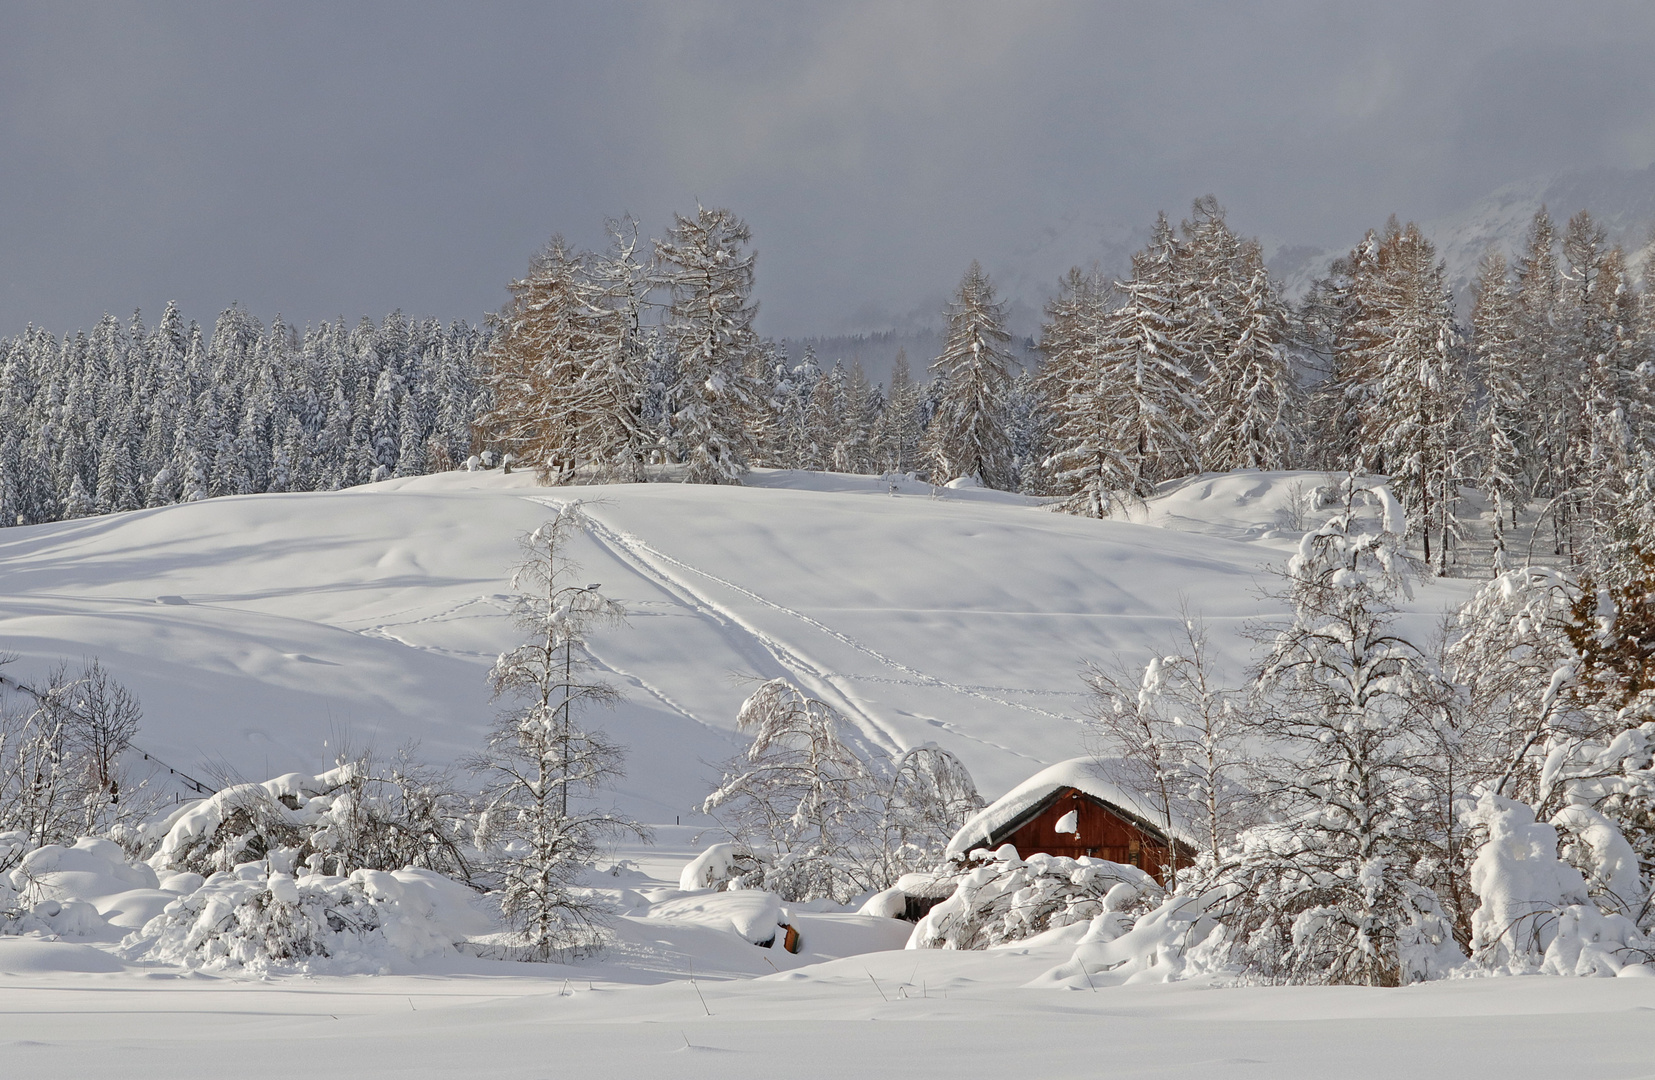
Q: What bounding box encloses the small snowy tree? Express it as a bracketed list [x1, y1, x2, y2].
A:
[469, 508, 646, 958]
[0, 658, 150, 846]
[872, 743, 984, 885]
[1233, 480, 1464, 985]
[701, 679, 879, 903]
[1084, 612, 1254, 875]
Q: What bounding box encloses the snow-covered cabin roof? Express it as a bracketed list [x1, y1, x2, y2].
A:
[944, 757, 1201, 859]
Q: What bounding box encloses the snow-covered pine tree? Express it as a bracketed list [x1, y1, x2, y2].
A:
[872, 349, 924, 474]
[763, 350, 815, 471]
[806, 359, 847, 473]
[1038, 267, 1118, 513]
[838, 360, 877, 474]
[1006, 366, 1048, 494]
[655, 206, 761, 484]
[572, 217, 655, 482]
[468, 507, 645, 959]
[1513, 209, 1571, 510]
[1044, 220, 1205, 514]
[922, 261, 1018, 490]
[1177, 195, 1246, 385]
[1342, 221, 1469, 572]
[1303, 227, 1391, 473]
[1199, 240, 1297, 471]
[1105, 214, 1206, 487]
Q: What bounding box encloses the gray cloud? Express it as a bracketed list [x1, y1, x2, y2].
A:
[4, 2, 1655, 339]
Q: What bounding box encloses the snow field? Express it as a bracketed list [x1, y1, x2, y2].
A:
[4, 952, 1655, 1079]
[13, 466, 1610, 1079]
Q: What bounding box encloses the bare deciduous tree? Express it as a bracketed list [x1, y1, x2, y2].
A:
[468, 508, 646, 959]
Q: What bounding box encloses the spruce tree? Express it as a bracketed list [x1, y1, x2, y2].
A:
[873, 349, 924, 474]
[922, 261, 1017, 490]
[1200, 241, 1297, 471]
[1470, 251, 1527, 566]
[656, 206, 760, 484]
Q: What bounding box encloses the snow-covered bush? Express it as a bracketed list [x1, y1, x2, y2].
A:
[1, 833, 163, 939]
[678, 842, 765, 892]
[121, 864, 488, 974]
[1033, 890, 1231, 987]
[908, 845, 1159, 950]
[1215, 820, 1465, 986]
[147, 754, 471, 881]
[1464, 793, 1650, 975]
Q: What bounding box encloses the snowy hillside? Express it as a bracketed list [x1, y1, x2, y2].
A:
[0, 468, 1469, 819]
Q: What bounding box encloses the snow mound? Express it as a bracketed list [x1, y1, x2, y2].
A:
[645, 890, 788, 945]
[1119, 470, 1400, 544]
[121, 864, 492, 975]
[0, 937, 126, 975]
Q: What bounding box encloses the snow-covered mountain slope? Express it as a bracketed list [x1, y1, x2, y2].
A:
[1269, 165, 1655, 303]
[0, 469, 1471, 820]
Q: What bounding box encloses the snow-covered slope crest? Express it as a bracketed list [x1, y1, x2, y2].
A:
[1117, 469, 1344, 544]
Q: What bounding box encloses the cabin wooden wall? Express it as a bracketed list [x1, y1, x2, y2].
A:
[1004, 788, 1181, 885]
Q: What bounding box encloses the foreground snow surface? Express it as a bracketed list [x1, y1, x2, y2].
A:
[0, 467, 1469, 817]
[3, 954, 1654, 1079]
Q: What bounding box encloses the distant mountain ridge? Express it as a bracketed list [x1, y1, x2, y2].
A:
[802, 165, 1655, 379]
[1268, 164, 1655, 304]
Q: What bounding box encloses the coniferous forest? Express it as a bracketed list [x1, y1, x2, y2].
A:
[5, 197, 1653, 585]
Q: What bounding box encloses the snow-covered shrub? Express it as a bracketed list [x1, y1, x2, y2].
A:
[1217, 821, 1465, 986]
[1, 833, 159, 939]
[908, 845, 1159, 950]
[1032, 890, 1231, 988]
[1464, 793, 1650, 975]
[678, 842, 764, 892]
[121, 864, 487, 974]
[147, 754, 471, 881]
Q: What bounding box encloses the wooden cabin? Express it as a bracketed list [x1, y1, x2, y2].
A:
[944, 758, 1195, 886]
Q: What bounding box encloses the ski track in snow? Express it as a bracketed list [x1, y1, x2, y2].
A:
[526, 496, 1085, 758]
[528, 496, 904, 757]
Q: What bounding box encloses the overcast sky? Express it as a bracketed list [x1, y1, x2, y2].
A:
[5, 2, 1655, 339]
